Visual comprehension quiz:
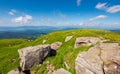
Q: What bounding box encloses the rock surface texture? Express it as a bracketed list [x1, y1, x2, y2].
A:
[74, 37, 101, 48]
[8, 68, 25, 74]
[75, 43, 120, 74]
[18, 44, 51, 71]
[50, 41, 62, 50]
[51, 68, 71, 74]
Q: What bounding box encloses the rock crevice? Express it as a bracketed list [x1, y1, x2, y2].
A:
[75, 43, 120, 74]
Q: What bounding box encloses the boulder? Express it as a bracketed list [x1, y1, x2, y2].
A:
[50, 42, 62, 50]
[75, 43, 120, 74]
[51, 68, 71, 74]
[75, 45, 104, 74]
[74, 37, 101, 48]
[99, 43, 120, 74]
[65, 36, 73, 42]
[18, 44, 51, 71]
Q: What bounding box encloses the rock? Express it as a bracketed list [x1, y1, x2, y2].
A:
[8, 68, 25, 74]
[99, 43, 120, 74]
[51, 68, 71, 74]
[65, 36, 73, 42]
[74, 37, 101, 48]
[18, 44, 51, 71]
[75, 45, 104, 74]
[104, 61, 120, 74]
[75, 43, 120, 74]
[46, 64, 55, 71]
[50, 41, 62, 50]
[43, 40, 47, 44]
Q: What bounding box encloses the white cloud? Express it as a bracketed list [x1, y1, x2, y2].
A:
[79, 15, 107, 25]
[107, 5, 120, 13]
[89, 15, 107, 21]
[95, 2, 107, 9]
[77, 0, 81, 6]
[8, 9, 17, 15]
[96, 2, 120, 13]
[11, 15, 32, 24]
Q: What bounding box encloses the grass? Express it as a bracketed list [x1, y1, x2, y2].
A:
[0, 29, 120, 74]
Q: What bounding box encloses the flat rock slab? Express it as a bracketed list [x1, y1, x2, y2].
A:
[75, 43, 120, 74]
[74, 37, 101, 48]
[50, 41, 62, 50]
[8, 68, 25, 74]
[51, 68, 71, 74]
[18, 44, 51, 71]
[75, 45, 104, 74]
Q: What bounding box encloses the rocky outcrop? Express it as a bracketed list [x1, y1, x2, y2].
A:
[75, 45, 104, 74]
[8, 41, 62, 74]
[18, 44, 51, 71]
[49, 68, 71, 74]
[65, 36, 73, 42]
[75, 43, 120, 74]
[100, 43, 120, 74]
[50, 41, 62, 50]
[74, 37, 101, 48]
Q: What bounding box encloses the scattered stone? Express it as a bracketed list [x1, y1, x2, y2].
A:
[65, 36, 73, 42]
[8, 68, 25, 74]
[50, 41, 62, 50]
[51, 68, 71, 74]
[75, 43, 120, 74]
[46, 64, 55, 71]
[18, 44, 51, 71]
[74, 37, 101, 48]
[43, 40, 47, 44]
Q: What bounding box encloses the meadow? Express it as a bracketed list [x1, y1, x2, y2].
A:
[0, 29, 120, 74]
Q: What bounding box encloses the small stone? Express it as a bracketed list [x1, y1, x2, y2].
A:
[50, 41, 62, 50]
[52, 68, 71, 74]
[65, 36, 73, 42]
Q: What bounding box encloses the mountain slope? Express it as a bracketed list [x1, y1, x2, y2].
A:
[0, 29, 120, 74]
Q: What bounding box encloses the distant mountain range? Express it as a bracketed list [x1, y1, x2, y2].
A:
[0, 26, 119, 39]
[0, 26, 78, 39]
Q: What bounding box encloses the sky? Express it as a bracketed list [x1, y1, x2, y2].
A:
[0, 0, 120, 28]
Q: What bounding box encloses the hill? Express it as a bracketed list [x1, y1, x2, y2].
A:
[0, 29, 120, 74]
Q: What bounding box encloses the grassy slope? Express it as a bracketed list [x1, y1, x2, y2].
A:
[0, 29, 120, 74]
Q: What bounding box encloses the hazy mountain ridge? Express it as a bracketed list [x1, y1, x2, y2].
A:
[0, 26, 120, 39]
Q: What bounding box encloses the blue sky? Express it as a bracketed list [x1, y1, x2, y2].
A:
[0, 0, 120, 28]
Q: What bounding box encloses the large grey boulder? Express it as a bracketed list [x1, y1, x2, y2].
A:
[50, 68, 71, 74]
[75, 43, 120, 74]
[74, 37, 101, 48]
[18, 44, 51, 71]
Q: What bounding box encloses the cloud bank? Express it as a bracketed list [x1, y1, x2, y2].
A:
[11, 15, 32, 24]
[96, 2, 120, 13]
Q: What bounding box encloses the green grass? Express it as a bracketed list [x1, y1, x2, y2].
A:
[0, 29, 120, 74]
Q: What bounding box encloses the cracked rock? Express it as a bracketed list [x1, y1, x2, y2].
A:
[74, 37, 101, 48]
[75, 43, 120, 74]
